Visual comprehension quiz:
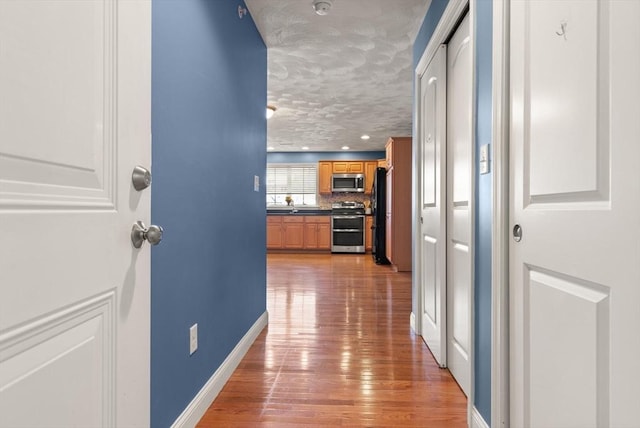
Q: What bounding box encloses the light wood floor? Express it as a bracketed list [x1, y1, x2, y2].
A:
[198, 253, 467, 427]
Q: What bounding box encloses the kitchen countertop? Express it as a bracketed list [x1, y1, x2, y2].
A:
[267, 207, 331, 216]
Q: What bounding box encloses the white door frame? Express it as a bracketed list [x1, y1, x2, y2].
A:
[491, 0, 510, 427]
[412, 0, 475, 420]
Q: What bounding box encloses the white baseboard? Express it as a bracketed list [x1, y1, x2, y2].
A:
[410, 311, 417, 333]
[470, 406, 490, 428]
[171, 311, 269, 428]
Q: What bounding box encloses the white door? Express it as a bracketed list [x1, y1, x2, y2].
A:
[445, 13, 472, 396]
[0, 1, 151, 426]
[510, 1, 640, 426]
[419, 45, 447, 367]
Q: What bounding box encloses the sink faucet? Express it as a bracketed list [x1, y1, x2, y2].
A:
[291, 207, 298, 213]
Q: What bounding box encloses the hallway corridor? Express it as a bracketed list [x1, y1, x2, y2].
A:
[198, 254, 467, 427]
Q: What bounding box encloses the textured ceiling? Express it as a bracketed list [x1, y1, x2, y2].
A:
[244, 0, 431, 152]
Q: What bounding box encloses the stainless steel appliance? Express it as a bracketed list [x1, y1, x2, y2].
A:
[331, 201, 365, 253]
[332, 174, 365, 193]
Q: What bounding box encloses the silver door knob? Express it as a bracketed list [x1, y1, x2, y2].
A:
[131, 221, 163, 248]
[132, 165, 152, 191]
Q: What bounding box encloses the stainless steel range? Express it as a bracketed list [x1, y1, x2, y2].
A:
[331, 201, 365, 253]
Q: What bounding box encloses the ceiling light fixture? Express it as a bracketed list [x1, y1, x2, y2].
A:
[342, 146, 350, 150]
[266, 105, 277, 119]
[360, 134, 370, 140]
[267, 146, 275, 151]
[301, 146, 310, 151]
[312, 0, 332, 16]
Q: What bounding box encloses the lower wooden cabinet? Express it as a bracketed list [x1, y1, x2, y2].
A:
[282, 217, 304, 249]
[267, 215, 330, 251]
[267, 217, 283, 249]
[304, 217, 331, 250]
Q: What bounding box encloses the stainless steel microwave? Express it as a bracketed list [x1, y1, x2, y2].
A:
[332, 174, 365, 193]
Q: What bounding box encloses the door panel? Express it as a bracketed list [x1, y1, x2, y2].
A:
[510, 1, 640, 426]
[446, 13, 472, 396]
[0, 1, 151, 426]
[419, 45, 447, 367]
[527, 1, 606, 200]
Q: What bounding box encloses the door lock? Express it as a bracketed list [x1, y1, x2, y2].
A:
[132, 165, 152, 191]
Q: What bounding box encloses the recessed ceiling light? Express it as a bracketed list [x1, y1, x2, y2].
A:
[361, 135, 370, 140]
[266, 105, 277, 119]
[267, 146, 275, 151]
[342, 146, 350, 150]
[301, 146, 309, 151]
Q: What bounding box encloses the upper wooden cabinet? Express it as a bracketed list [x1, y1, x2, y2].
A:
[332, 161, 363, 174]
[384, 137, 412, 272]
[318, 161, 332, 195]
[364, 161, 378, 195]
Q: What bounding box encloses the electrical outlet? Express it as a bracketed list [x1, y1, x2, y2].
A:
[254, 175, 260, 192]
[189, 323, 198, 355]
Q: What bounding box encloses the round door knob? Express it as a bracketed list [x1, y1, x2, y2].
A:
[131, 221, 164, 248]
[513, 224, 523, 242]
[132, 165, 152, 191]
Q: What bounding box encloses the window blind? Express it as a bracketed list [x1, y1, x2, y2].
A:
[266, 164, 317, 206]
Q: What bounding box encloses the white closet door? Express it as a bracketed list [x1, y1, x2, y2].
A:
[445, 12, 472, 397]
[510, 1, 640, 426]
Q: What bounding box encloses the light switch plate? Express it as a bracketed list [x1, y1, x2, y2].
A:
[480, 144, 490, 162]
[479, 144, 490, 174]
[189, 323, 198, 355]
[254, 175, 259, 192]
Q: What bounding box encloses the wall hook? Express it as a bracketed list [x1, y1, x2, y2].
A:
[238, 5, 248, 19]
[556, 21, 567, 40]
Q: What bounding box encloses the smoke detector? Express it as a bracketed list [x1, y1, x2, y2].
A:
[312, 0, 332, 16]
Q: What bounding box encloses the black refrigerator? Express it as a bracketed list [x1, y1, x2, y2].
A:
[371, 167, 390, 264]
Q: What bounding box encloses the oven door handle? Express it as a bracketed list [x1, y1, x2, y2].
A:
[332, 229, 362, 232]
[331, 215, 363, 219]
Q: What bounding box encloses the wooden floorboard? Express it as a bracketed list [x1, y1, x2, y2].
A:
[197, 253, 467, 427]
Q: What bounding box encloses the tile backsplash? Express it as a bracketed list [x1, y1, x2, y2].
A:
[318, 193, 372, 209]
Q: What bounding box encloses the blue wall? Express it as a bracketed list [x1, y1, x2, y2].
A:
[267, 151, 384, 163]
[413, 0, 492, 422]
[151, 1, 267, 426]
[474, 1, 493, 421]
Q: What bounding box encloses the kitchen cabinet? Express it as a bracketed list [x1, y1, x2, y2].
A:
[385, 143, 393, 169]
[318, 161, 332, 194]
[282, 216, 304, 249]
[332, 161, 363, 174]
[365, 216, 373, 251]
[384, 137, 412, 272]
[377, 159, 386, 168]
[267, 215, 330, 251]
[364, 161, 378, 195]
[303, 216, 331, 250]
[267, 216, 283, 249]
